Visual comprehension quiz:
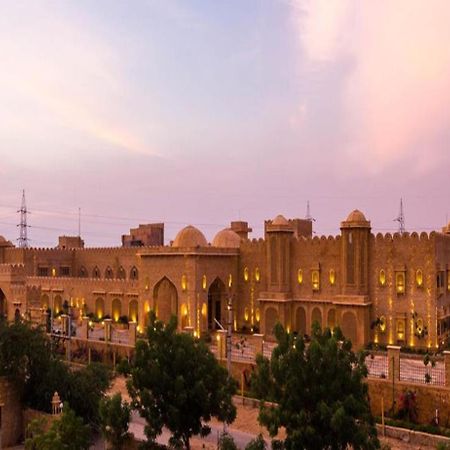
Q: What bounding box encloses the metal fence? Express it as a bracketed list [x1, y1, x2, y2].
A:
[399, 358, 445, 386]
[366, 354, 388, 379]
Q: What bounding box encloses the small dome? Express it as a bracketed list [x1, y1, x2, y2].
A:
[212, 228, 241, 248]
[173, 225, 207, 248]
[0, 236, 12, 246]
[272, 214, 289, 226]
[0, 236, 6, 242]
[346, 209, 367, 223]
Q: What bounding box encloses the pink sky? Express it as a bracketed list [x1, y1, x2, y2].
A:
[0, 1, 449, 246]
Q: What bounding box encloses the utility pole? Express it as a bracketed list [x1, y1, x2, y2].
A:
[394, 198, 406, 234]
[17, 190, 29, 248]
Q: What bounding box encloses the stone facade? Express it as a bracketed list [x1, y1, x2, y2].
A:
[0, 211, 449, 349]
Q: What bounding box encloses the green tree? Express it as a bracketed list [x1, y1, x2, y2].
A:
[127, 312, 237, 450]
[25, 406, 90, 450]
[250, 323, 379, 450]
[245, 434, 267, 450]
[99, 393, 132, 450]
[218, 432, 238, 450]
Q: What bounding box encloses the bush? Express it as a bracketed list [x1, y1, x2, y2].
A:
[218, 433, 238, 450]
[245, 434, 267, 450]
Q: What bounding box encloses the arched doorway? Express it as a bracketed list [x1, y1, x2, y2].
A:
[14, 308, 21, 321]
[295, 306, 307, 336]
[341, 311, 357, 345]
[129, 299, 138, 323]
[207, 278, 226, 330]
[311, 307, 322, 331]
[265, 307, 279, 336]
[327, 309, 336, 331]
[0, 289, 6, 318]
[95, 298, 105, 319]
[112, 298, 122, 322]
[153, 277, 178, 324]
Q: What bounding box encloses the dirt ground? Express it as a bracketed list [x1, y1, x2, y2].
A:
[109, 377, 437, 450]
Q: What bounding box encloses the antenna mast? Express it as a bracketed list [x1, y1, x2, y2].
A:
[305, 200, 315, 222]
[394, 198, 406, 234]
[17, 189, 29, 248]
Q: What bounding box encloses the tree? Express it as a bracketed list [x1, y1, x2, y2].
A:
[127, 312, 237, 450]
[99, 393, 132, 450]
[25, 406, 90, 450]
[250, 323, 379, 450]
[218, 432, 238, 450]
[245, 434, 267, 450]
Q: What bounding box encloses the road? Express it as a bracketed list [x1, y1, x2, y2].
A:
[129, 411, 271, 449]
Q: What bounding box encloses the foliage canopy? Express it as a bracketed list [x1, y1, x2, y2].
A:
[128, 312, 237, 450]
[250, 323, 379, 450]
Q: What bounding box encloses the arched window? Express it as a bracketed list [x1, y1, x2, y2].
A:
[130, 266, 139, 280]
[92, 266, 101, 279]
[79, 266, 88, 278]
[105, 267, 114, 279]
[117, 266, 126, 280]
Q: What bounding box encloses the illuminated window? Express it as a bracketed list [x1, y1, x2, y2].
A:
[202, 274, 207, 290]
[379, 315, 386, 333]
[379, 269, 386, 286]
[396, 320, 405, 341]
[329, 269, 336, 286]
[181, 274, 187, 291]
[396, 272, 405, 294]
[130, 266, 139, 280]
[312, 270, 320, 292]
[297, 269, 303, 285]
[255, 267, 261, 282]
[415, 269, 423, 287]
[228, 274, 233, 288]
[201, 303, 207, 317]
[243, 267, 249, 282]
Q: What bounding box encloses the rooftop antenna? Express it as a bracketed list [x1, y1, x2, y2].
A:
[305, 200, 316, 222]
[394, 198, 406, 234]
[17, 189, 30, 248]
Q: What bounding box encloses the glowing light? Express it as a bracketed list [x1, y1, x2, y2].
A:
[202, 275, 207, 290]
[51, 268, 56, 277]
[228, 274, 233, 288]
[181, 274, 187, 291]
[181, 303, 188, 317]
[244, 267, 249, 282]
[244, 308, 249, 321]
[311, 270, 320, 291]
[416, 269, 423, 287]
[201, 303, 207, 317]
[255, 267, 261, 282]
[297, 269, 303, 285]
[255, 308, 260, 322]
[396, 272, 405, 294]
[329, 269, 336, 285]
[379, 269, 386, 286]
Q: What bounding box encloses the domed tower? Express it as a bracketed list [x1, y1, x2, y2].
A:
[266, 215, 294, 293]
[212, 228, 241, 248]
[172, 225, 207, 248]
[340, 210, 371, 296]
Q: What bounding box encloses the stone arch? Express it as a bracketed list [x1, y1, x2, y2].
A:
[341, 310, 357, 345]
[112, 298, 122, 321]
[327, 308, 336, 330]
[207, 277, 226, 330]
[41, 294, 49, 310]
[129, 299, 138, 322]
[105, 266, 113, 279]
[265, 306, 279, 336]
[153, 277, 178, 324]
[130, 266, 139, 281]
[311, 307, 322, 330]
[53, 295, 62, 315]
[0, 288, 6, 317]
[79, 266, 88, 278]
[117, 266, 126, 280]
[92, 266, 100, 278]
[294, 306, 307, 336]
[95, 297, 105, 319]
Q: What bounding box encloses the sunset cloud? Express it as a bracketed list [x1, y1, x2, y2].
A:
[293, 1, 450, 174]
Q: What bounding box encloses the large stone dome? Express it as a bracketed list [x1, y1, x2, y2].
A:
[272, 214, 289, 226]
[212, 228, 241, 248]
[172, 225, 207, 248]
[0, 236, 12, 247]
[346, 209, 367, 223]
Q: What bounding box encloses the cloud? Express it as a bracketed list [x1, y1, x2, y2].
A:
[292, 0, 450, 174]
[0, 3, 157, 159]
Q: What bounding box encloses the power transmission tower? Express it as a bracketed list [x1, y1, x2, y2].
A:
[17, 189, 30, 248]
[394, 198, 406, 234]
[305, 200, 316, 222]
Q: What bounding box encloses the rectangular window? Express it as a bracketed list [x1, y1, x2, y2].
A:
[60, 266, 70, 277]
[346, 233, 355, 284]
[37, 267, 49, 277]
